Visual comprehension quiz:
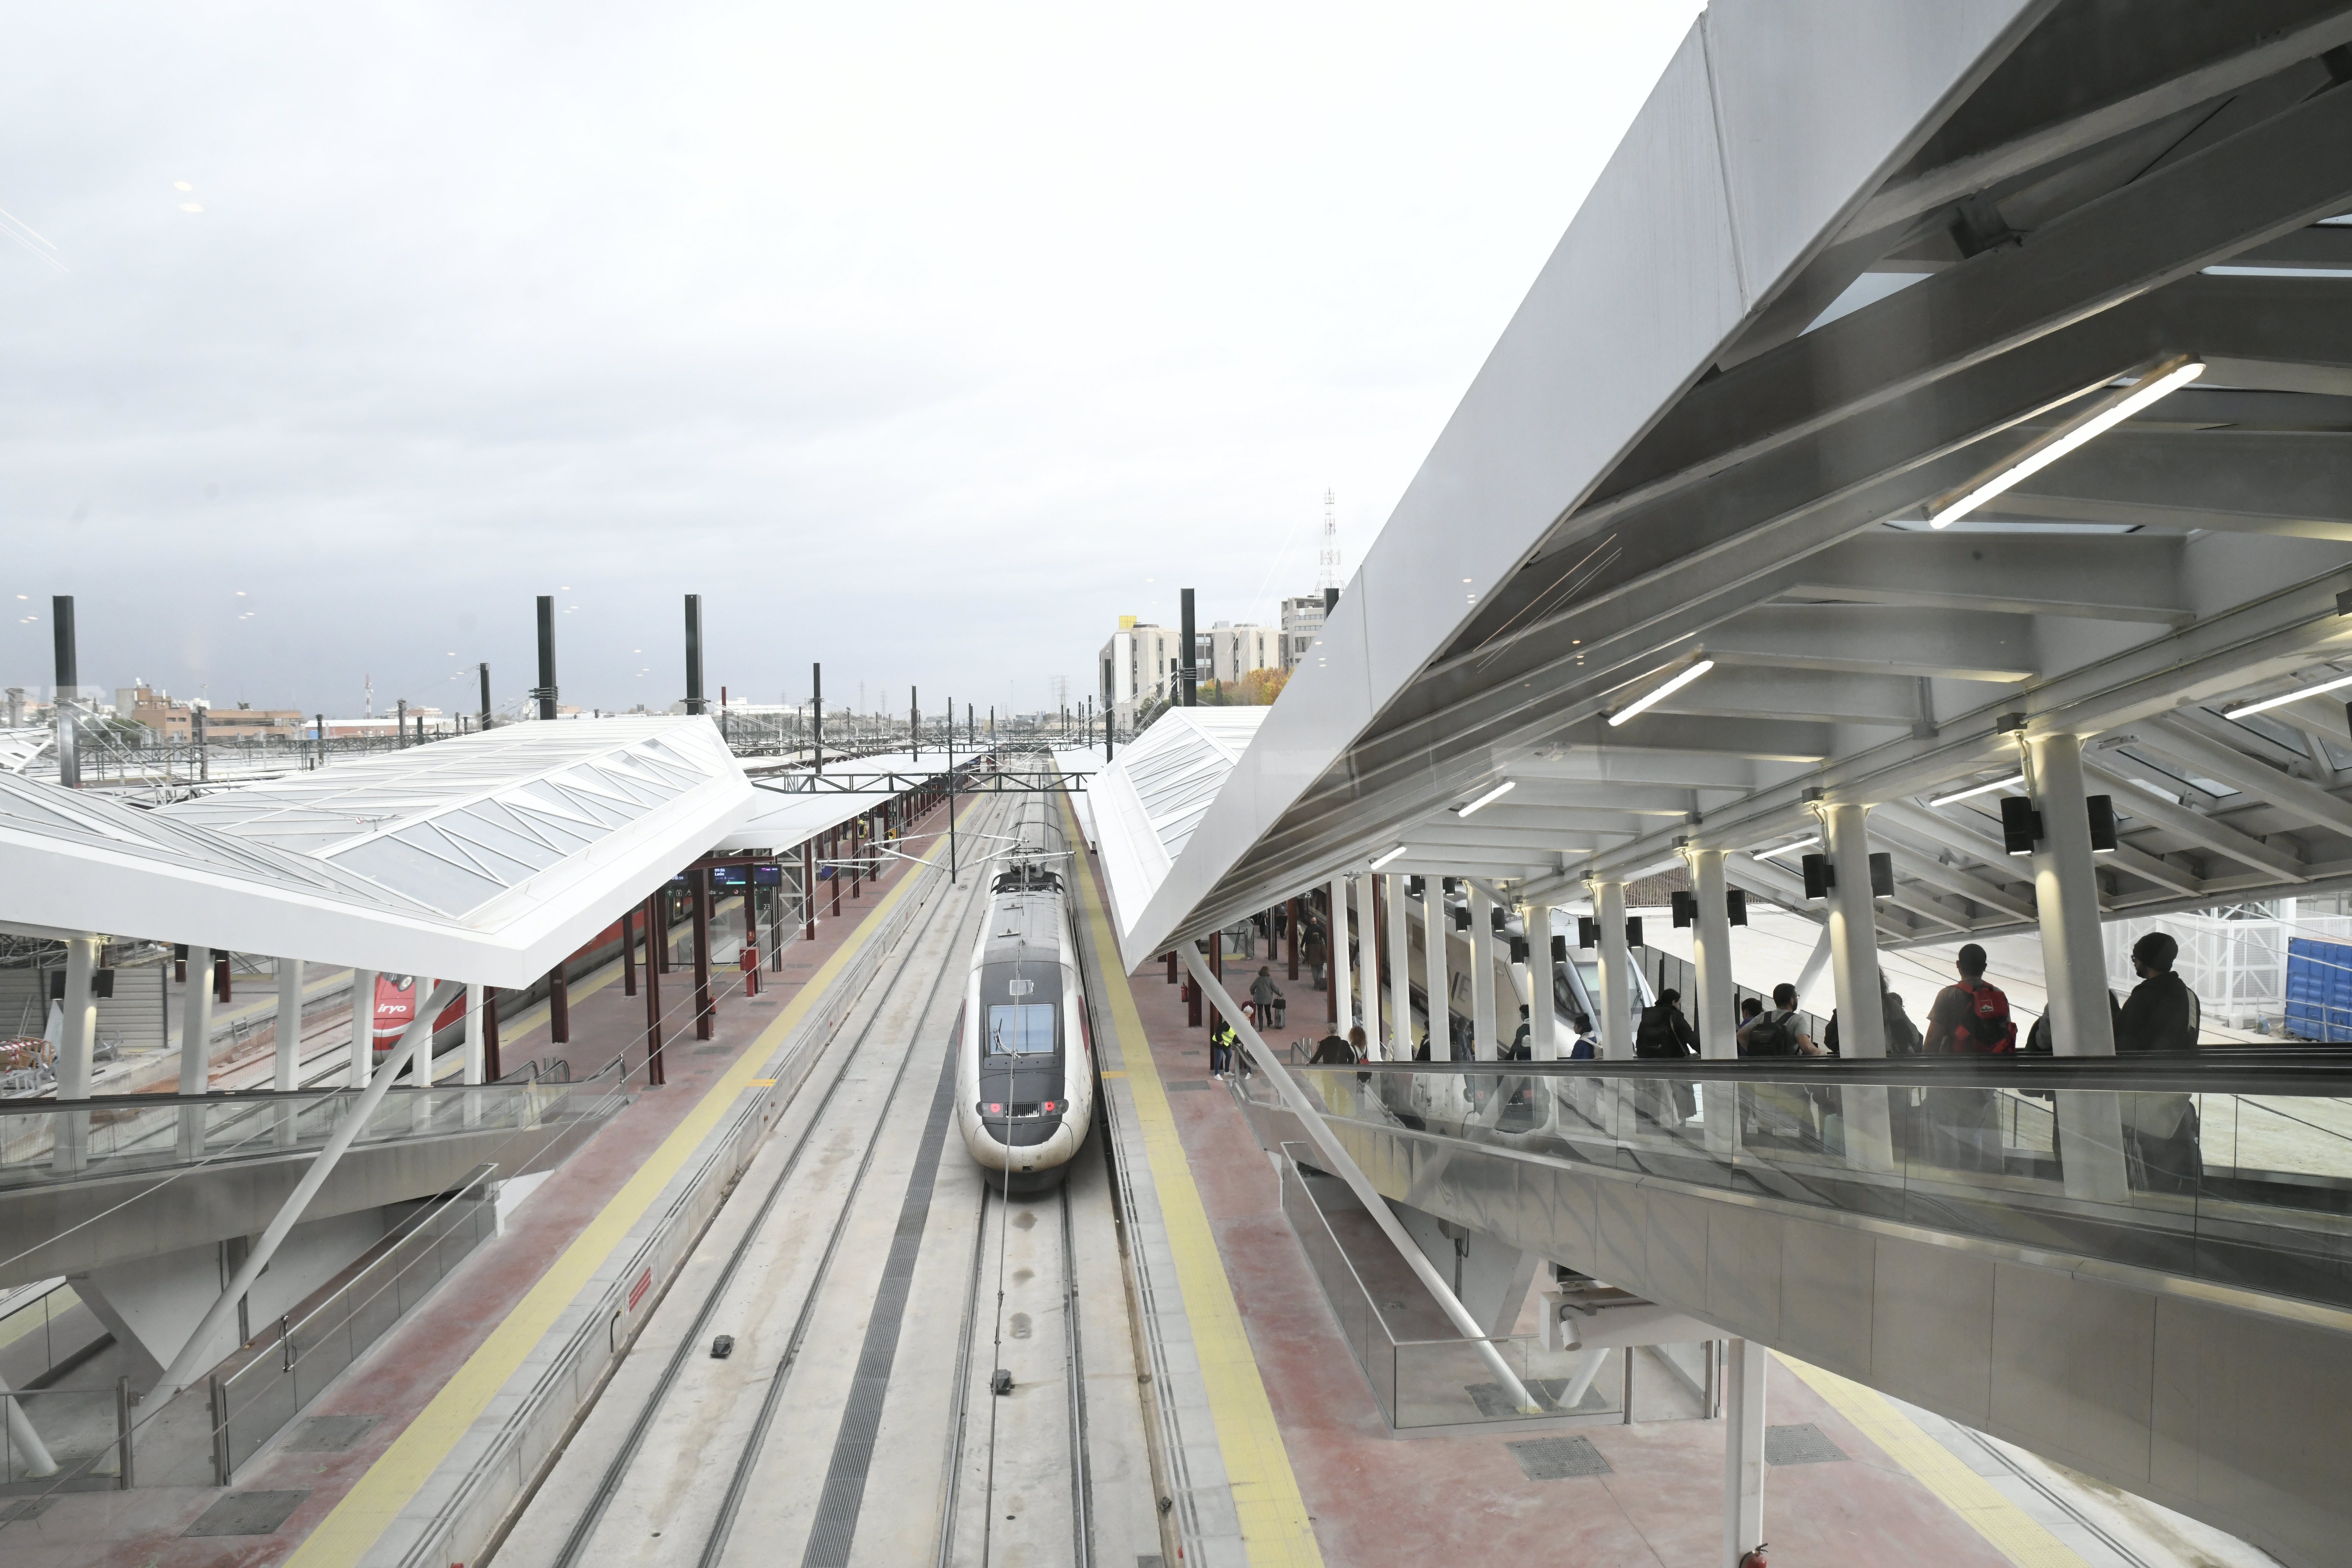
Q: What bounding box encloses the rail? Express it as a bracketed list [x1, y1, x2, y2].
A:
[1288, 1055, 2352, 1318]
[0, 1075, 617, 1189]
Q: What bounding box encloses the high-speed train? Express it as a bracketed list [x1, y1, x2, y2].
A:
[955, 786, 1097, 1192]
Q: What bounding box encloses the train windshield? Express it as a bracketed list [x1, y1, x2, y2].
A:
[986, 1004, 1056, 1055]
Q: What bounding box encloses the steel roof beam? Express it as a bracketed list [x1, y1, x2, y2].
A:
[2137, 714, 2352, 841]
[1704, 606, 2042, 683]
[1581, 84, 2352, 526]
[1843, 3, 2352, 240]
[1776, 531, 2191, 626]
[1998, 429, 2352, 539]
[2082, 758, 2309, 879]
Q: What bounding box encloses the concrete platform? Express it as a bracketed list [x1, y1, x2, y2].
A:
[0, 795, 964, 1568]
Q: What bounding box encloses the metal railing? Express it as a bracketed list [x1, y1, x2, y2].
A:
[0, 1077, 601, 1187]
[1290, 1055, 2352, 1316]
[210, 1169, 500, 1483]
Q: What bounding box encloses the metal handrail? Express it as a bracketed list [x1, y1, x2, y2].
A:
[1328, 1052, 2352, 1094]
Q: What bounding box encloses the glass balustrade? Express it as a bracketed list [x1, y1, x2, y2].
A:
[1274, 1059, 2352, 1313]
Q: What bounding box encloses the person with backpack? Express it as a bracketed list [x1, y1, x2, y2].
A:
[1922, 944, 2008, 1171]
[1737, 984, 1822, 1057]
[1634, 988, 1699, 1058]
[1924, 944, 2015, 1054]
[1566, 1011, 1598, 1061]
[1824, 974, 1924, 1056]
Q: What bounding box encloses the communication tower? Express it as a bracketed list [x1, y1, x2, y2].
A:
[1316, 490, 1342, 593]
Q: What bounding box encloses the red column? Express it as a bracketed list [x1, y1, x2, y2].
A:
[692, 867, 714, 1040]
[830, 828, 842, 917]
[1165, 952, 1177, 985]
[803, 842, 817, 939]
[549, 960, 570, 1045]
[644, 893, 667, 1086]
[622, 907, 637, 997]
[850, 819, 863, 900]
[1287, 897, 1300, 981]
[484, 988, 502, 1081]
[215, 952, 232, 1004]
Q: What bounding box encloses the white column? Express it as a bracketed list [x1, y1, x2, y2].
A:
[1690, 850, 1739, 1061]
[1529, 901, 1558, 1059]
[1384, 873, 1411, 1061]
[1722, 1338, 1766, 1568]
[1423, 879, 1449, 1059]
[2028, 732, 2115, 1056]
[273, 958, 306, 1092]
[1468, 883, 1497, 1060]
[1594, 880, 1633, 1059]
[348, 969, 376, 1087]
[1353, 871, 1378, 1050]
[463, 982, 486, 1085]
[179, 945, 214, 1094]
[1328, 876, 1354, 1038]
[55, 937, 99, 1098]
[1820, 804, 1887, 1057]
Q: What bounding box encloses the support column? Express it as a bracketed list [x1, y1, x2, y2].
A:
[802, 843, 817, 940]
[644, 894, 667, 1086]
[623, 908, 637, 997]
[1689, 849, 1738, 1061]
[692, 867, 715, 1040]
[51, 936, 98, 1172]
[1329, 875, 1353, 1038]
[1593, 880, 1632, 1059]
[830, 829, 842, 917]
[345, 967, 374, 1088]
[549, 959, 570, 1044]
[1286, 896, 1299, 981]
[1820, 803, 1887, 1057]
[181, 946, 217, 1094]
[2029, 731, 2129, 1201]
[1528, 901, 1557, 1059]
[1422, 879, 1449, 1059]
[1723, 1338, 1766, 1568]
[1385, 874, 1411, 1061]
[2029, 732, 2115, 1056]
[1468, 883, 1497, 1061]
[483, 989, 502, 1081]
[274, 958, 306, 1092]
[1353, 871, 1377, 1049]
[463, 983, 486, 1085]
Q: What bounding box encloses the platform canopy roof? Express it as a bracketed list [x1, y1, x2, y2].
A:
[0, 717, 755, 985]
[1091, 709, 1267, 966]
[1125, 0, 2352, 970]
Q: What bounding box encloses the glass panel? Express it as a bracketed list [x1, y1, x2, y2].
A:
[983, 1004, 1056, 1055]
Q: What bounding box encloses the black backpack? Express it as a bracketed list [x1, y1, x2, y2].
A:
[1745, 1012, 1797, 1057]
[1883, 992, 1924, 1055]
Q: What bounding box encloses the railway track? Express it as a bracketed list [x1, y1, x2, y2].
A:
[497, 793, 1010, 1568]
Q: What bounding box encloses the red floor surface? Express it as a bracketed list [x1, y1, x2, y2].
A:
[7, 799, 953, 1568]
[1111, 922, 2015, 1567]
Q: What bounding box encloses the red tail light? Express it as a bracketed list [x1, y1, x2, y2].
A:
[1041, 1100, 1057, 1113]
[985, 1103, 1003, 1114]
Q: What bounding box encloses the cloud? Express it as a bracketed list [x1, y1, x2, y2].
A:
[0, 0, 1699, 717]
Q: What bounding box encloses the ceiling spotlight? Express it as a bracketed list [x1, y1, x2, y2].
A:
[1607, 659, 1715, 727]
[1927, 774, 2024, 808]
[1928, 356, 2203, 529]
[1370, 844, 1410, 870]
[2224, 671, 2352, 720]
[1454, 779, 1516, 817]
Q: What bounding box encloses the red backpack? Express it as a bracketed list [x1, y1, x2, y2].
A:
[1951, 980, 2016, 1053]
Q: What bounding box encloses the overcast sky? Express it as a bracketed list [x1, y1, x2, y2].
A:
[0, 1, 1699, 721]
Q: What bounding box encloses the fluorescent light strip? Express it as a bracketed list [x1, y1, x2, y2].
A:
[1928, 359, 2204, 529]
[2225, 672, 2352, 720]
[1607, 659, 1715, 727]
[1369, 844, 1410, 870]
[1755, 836, 1821, 860]
[1454, 779, 1516, 817]
[1927, 773, 2023, 808]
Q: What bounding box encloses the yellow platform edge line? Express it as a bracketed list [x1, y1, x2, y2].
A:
[1061, 795, 1324, 1568]
[1775, 1354, 2090, 1568]
[285, 817, 962, 1568]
